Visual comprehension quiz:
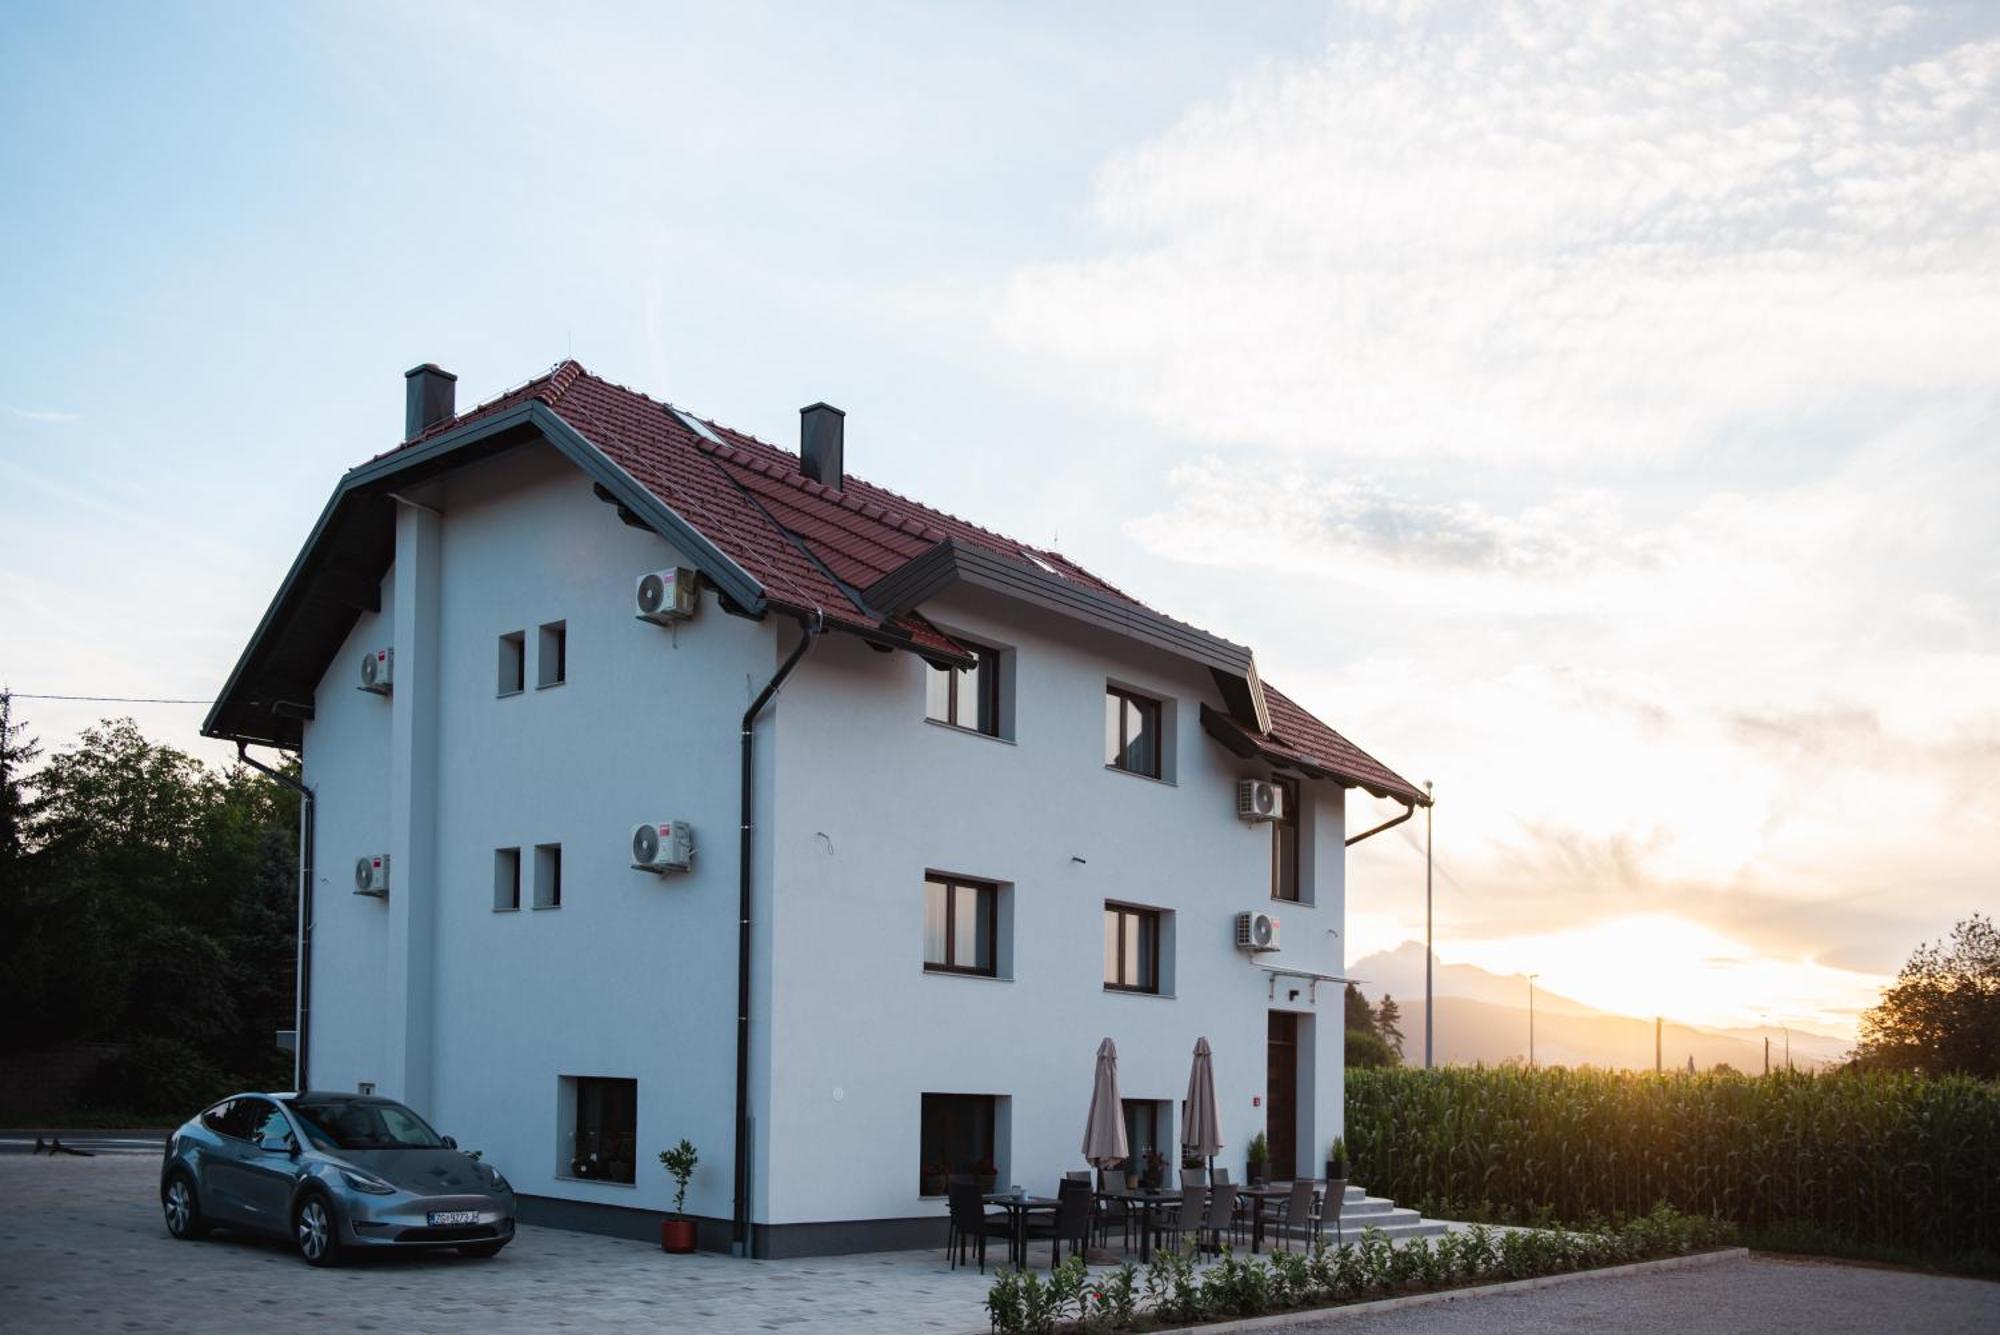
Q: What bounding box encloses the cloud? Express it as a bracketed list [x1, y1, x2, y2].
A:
[992, 0, 2000, 466]
[6, 405, 80, 424]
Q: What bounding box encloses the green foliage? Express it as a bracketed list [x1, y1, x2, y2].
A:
[0, 712, 300, 1112]
[1245, 1131, 1269, 1167]
[1376, 994, 1405, 1058]
[1346, 1065, 2000, 1260]
[985, 1207, 1732, 1333]
[658, 1139, 699, 1215]
[1854, 915, 2000, 1078]
[1346, 1026, 1399, 1069]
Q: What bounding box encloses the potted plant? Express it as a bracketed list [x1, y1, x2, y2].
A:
[1246, 1132, 1270, 1185]
[1140, 1148, 1167, 1190]
[657, 1139, 699, 1253]
[920, 1159, 949, 1197]
[972, 1156, 999, 1194]
[1325, 1134, 1348, 1183]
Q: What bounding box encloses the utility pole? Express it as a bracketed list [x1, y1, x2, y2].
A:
[1424, 780, 1434, 1071]
[1655, 1016, 1662, 1074]
[1784, 1027, 1791, 1072]
[1764, 1035, 1770, 1076]
[1527, 973, 1539, 1069]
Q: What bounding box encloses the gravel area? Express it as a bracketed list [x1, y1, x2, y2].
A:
[1264, 1252, 1997, 1335]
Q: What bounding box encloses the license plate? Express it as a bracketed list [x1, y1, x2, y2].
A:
[428, 1210, 480, 1226]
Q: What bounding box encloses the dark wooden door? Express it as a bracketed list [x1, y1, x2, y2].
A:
[1266, 1011, 1298, 1178]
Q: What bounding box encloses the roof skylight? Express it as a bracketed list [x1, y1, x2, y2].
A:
[667, 405, 724, 445]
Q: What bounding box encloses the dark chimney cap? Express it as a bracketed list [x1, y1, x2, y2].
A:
[404, 364, 458, 442]
[799, 402, 845, 490]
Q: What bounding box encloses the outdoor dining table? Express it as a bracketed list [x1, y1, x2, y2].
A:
[1234, 1183, 1296, 1254]
[982, 1192, 1060, 1269]
[1095, 1188, 1179, 1263]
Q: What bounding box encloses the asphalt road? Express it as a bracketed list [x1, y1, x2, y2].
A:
[1266, 1252, 1998, 1335]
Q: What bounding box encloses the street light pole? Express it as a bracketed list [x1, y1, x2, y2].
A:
[1527, 972, 1539, 1069]
[1424, 780, 1434, 1071]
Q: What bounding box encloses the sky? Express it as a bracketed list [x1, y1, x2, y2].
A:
[3, 1, 1995, 1040]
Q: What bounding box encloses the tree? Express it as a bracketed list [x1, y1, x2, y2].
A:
[0, 689, 38, 911]
[1854, 915, 2000, 1078]
[1345, 982, 1376, 1035]
[1376, 994, 1406, 1058]
[1346, 1026, 1399, 1069]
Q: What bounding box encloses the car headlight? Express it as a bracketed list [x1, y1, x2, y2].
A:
[483, 1164, 512, 1194]
[340, 1168, 397, 1195]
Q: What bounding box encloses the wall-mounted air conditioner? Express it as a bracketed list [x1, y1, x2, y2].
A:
[359, 647, 393, 694]
[635, 568, 699, 625]
[631, 821, 694, 874]
[1235, 910, 1280, 953]
[1236, 779, 1283, 823]
[354, 854, 391, 897]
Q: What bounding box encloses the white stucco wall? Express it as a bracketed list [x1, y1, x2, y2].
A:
[764, 584, 1348, 1230]
[300, 442, 780, 1224]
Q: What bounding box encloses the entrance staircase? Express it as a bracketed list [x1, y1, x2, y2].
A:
[1323, 1184, 1446, 1243]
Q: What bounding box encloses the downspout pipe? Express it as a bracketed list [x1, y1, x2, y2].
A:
[733, 610, 823, 1258]
[1345, 800, 1415, 847]
[237, 742, 315, 1093]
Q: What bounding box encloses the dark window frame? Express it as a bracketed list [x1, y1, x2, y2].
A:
[924, 875, 999, 977]
[534, 843, 562, 910]
[537, 620, 567, 689]
[498, 630, 526, 696]
[919, 1092, 997, 1197]
[1105, 685, 1164, 779]
[925, 642, 1002, 737]
[494, 847, 522, 911]
[1270, 776, 1302, 903]
[568, 1075, 638, 1185]
[1103, 901, 1162, 994]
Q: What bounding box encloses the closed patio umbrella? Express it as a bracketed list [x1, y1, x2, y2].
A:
[1182, 1036, 1223, 1172]
[1082, 1038, 1129, 1171]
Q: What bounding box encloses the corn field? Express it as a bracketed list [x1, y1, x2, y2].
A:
[1346, 1067, 2000, 1256]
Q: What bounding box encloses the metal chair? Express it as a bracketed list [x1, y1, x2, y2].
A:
[1096, 1169, 1131, 1250]
[1179, 1167, 1207, 1189]
[1197, 1180, 1242, 1254]
[946, 1181, 1010, 1274]
[1274, 1178, 1320, 1251]
[1322, 1178, 1348, 1247]
[1211, 1167, 1232, 1187]
[1151, 1186, 1202, 1254]
[1024, 1179, 1093, 1270]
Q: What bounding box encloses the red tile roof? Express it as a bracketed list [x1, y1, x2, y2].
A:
[399, 361, 1424, 804]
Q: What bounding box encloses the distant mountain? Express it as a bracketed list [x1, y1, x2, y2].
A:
[1346, 942, 1849, 1072]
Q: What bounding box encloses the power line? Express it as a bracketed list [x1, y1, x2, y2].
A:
[5, 692, 213, 705]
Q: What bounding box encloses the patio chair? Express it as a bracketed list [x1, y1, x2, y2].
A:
[1095, 1169, 1131, 1250]
[945, 1181, 1010, 1274]
[1323, 1178, 1347, 1246]
[1210, 1167, 1231, 1187]
[1197, 1179, 1243, 1254]
[1023, 1179, 1093, 1270]
[1150, 1186, 1203, 1254]
[1273, 1178, 1320, 1252]
[1179, 1167, 1207, 1189]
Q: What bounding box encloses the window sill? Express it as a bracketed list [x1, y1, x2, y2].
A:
[532, 904, 562, 911]
[924, 718, 1014, 745]
[493, 906, 521, 913]
[555, 1175, 636, 1189]
[1103, 985, 1174, 999]
[535, 680, 567, 691]
[497, 688, 523, 699]
[923, 967, 1012, 983]
[1103, 764, 1175, 787]
[1271, 895, 1312, 908]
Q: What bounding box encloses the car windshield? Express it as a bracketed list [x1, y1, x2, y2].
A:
[290, 1098, 445, 1150]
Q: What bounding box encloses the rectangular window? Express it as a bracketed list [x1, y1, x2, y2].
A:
[566, 1076, 637, 1184]
[925, 643, 1000, 736]
[919, 1092, 996, 1196]
[1121, 1099, 1163, 1176]
[534, 843, 562, 909]
[923, 875, 997, 976]
[493, 847, 521, 911]
[1104, 902, 1161, 993]
[1105, 686, 1162, 778]
[498, 631, 525, 696]
[538, 620, 567, 688]
[1271, 777, 1301, 902]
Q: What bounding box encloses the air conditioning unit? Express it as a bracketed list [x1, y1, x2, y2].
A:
[631, 821, 694, 874]
[635, 568, 699, 624]
[1235, 910, 1280, 953]
[354, 854, 390, 897]
[1236, 779, 1284, 823]
[359, 647, 393, 694]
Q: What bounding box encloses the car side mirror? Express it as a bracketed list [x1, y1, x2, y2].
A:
[441, 1135, 457, 1150]
[288, 1136, 302, 1159]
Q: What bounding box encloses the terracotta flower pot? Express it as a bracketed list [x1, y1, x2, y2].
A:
[660, 1217, 697, 1253]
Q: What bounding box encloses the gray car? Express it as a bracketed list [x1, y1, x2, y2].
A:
[159, 1090, 515, 1265]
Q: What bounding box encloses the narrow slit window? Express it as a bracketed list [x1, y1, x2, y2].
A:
[534, 843, 562, 909]
[538, 621, 567, 688]
[1105, 686, 1162, 779]
[494, 847, 521, 911]
[498, 632, 525, 696]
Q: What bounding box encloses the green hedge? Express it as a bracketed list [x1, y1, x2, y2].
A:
[1345, 1067, 2000, 1256]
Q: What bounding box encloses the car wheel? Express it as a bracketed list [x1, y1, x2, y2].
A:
[162, 1172, 209, 1240]
[458, 1241, 506, 1259]
[293, 1192, 342, 1267]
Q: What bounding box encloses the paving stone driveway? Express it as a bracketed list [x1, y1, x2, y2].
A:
[0, 1154, 996, 1333]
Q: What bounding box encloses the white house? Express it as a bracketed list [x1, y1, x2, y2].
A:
[205, 361, 1429, 1257]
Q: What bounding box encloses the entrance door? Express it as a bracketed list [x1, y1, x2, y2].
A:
[1267, 1012, 1298, 1178]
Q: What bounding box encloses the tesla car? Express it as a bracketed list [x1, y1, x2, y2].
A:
[159, 1090, 515, 1265]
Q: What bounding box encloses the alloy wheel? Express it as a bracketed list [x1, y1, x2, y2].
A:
[296, 1198, 330, 1262]
[164, 1179, 192, 1235]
